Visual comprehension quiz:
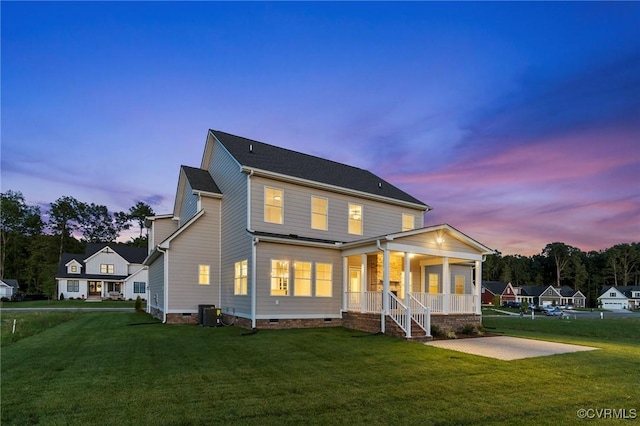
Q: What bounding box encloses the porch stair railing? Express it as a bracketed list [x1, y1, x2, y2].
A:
[388, 292, 408, 335]
[409, 294, 431, 337]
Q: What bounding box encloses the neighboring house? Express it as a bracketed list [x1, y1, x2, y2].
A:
[481, 281, 506, 305]
[0, 279, 20, 299]
[144, 130, 495, 337]
[56, 243, 148, 301]
[597, 286, 640, 310]
[517, 285, 585, 308]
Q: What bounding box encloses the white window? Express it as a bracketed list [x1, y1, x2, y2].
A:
[609, 292, 616, 297]
[271, 260, 289, 296]
[402, 214, 415, 231]
[311, 196, 328, 230]
[234, 260, 248, 295]
[100, 264, 114, 274]
[67, 280, 79, 292]
[348, 203, 362, 235]
[455, 275, 465, 295]
[294, 261, 311, 296]
[428, 273, 439, 293]
[199, 265, 210, 285]
[133, 282, 146, 294]
[264, 187, 283, 224]
[71, 265, 78, 273]
[315, 263, 332, 297]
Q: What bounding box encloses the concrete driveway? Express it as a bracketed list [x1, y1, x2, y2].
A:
[423, 336, 598, 360]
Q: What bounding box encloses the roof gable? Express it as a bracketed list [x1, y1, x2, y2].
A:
[84, 243, 147, 264]
[208, 130, 428, 208]
[482, 281, 507, 295]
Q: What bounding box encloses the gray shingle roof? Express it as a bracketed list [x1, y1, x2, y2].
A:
[182, 166, 222, 194]
[57, 243, 147, 279]
[482, 281, 507, 295]
[211, 130, 428, 207]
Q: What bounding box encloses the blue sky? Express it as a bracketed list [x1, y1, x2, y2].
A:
[2, 1, 639, 255]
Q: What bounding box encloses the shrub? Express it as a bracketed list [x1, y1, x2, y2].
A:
[59, 293, 65, 301]
[430, 324, 442, 337]
[446, 331, 457, 339]
[461, 323, 475, 335]
[1, 297, 9, 302]
[135, 296, 143, 312]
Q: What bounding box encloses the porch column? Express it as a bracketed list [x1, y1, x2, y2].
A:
[442, 257, 450, 314]
[381, 246, 390, 333]
[342, 257, 348, 312]
[404, 252, 411, 338]
[475, 260, 482, 315]
[360, 254, 367, 313]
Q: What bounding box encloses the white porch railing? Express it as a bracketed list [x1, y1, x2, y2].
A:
[388, 292, 408, 334]
[346, 292, 476, 315]
[409, 294, 431, 336]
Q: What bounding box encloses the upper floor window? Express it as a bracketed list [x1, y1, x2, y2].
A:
[315, 263, 332, 297]
[609, 292, 616, 297]
[271, 260, 289, 296]
[100, 264, 114, 274]
[199, 265, 210, 285]
[264, 187, 283, 224]
[70, 265, 79, 273]
[234, 260, 248, 295]
[311, 196, 328, 230]
[402, 214, 415, 231]
[348, 203, 362, 235]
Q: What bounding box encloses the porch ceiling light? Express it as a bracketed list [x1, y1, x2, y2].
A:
[436, 237, 445, 245]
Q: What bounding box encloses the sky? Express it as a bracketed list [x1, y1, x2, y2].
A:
[2, 1, 639, 256]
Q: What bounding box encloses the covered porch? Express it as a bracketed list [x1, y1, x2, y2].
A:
[340, 225, 493, 338]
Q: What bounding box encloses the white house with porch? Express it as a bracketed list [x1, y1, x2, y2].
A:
[145, 130, 494, 338]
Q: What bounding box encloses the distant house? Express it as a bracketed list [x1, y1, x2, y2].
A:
[56, 243, 148, 301]
[144, 129, 495, 337]
[517, 285, 585, 308]
[0, 279, 20, 299]
[597, 286, 640, 310]
[481, 281, 506, 305]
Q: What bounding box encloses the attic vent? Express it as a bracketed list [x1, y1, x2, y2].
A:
[378, 182, 382, 188]
[249, 144, 253, 153]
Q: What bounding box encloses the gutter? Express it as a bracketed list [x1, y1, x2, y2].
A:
[157, 246, 169, 324]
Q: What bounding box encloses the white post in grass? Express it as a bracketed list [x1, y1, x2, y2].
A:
[12, 319, 17, 334]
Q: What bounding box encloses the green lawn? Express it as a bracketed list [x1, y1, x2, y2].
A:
[0, 299, 142, 309]
[1, 313, 638, 425]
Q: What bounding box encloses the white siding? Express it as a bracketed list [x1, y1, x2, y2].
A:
[254, 242, 342, 318]
[166, 197, 221, 312]
[250, 176, 425, 242]
[205, 137, 253, 317]
[85, 251, 128, 276]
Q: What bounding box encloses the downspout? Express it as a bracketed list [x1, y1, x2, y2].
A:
[247, 169, 254, 232]
[157, 246, 169, 324]
[251, 237, 258, 329]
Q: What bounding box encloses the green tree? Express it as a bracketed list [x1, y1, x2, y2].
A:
[606, 243, 640, 286]
[77, 203, 130, 243]
[542, 242, 581, 287]
[48, 196, 83, 262]
[0, 191, 43, 278]
[128, 201, 154, 238]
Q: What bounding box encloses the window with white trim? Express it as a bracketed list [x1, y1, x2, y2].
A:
[100, 264, 114, 274]
[455, 275, 465, 295]
[311, 196, 328, 230]
[133, 282, 146, 293]
[428, 273, 439, 293]
[402, 214, 415, 231]
[67, 280, 79, 292]
[348, 203, 362, 235]
[71, 265, 78, 273]
[264, 187, 283, 224]
[271, 260, 289, 296]
[294, 261, 312, 296]
[199, 265, 210, 285]
[315, 263, 332, 297]
[234, 260, 248, 295]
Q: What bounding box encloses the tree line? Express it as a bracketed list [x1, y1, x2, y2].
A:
[1, 190, 154, 296]
[484, 241, 640, 307]
[1, 189, 638, 304]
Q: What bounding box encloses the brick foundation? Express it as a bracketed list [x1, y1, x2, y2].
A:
[166, 313, 199, 325]
[225, 315, 343, 330]
[431, 314, 481, 334]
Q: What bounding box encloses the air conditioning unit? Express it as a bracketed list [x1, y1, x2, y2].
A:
[198, 304, 215, 325]
[202, 307, 221, 327]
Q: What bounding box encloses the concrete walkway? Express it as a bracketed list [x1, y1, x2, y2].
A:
[423, 336, 598, 360]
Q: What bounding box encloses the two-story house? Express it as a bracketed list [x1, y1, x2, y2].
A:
[144, 130, 494, 337]
[56, 243, 148, 301]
